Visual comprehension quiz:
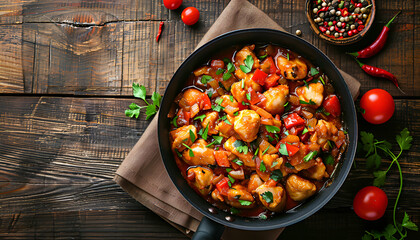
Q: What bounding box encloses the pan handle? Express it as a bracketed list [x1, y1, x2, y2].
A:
[192, 217, 225, 240]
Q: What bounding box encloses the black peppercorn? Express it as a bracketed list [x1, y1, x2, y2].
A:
[343, 32, 348, 37]
[362, 1, 369, 7]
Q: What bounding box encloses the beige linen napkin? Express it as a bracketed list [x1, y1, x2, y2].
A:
[114, 0, 360, 239]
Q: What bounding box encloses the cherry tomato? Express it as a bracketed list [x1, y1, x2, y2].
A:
[322, 95, 341, 117]
[181, 7, 200, 26]
[353, 186, 388, 221]
[360, 89, 395, 124]
[163, 0, 182, 10]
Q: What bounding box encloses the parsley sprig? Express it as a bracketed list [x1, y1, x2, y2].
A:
[125, 83, 161, 120]
[239, 55, 254, 74]
[361, 128, 417, 240]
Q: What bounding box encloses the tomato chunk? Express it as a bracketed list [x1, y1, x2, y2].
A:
[216, 177, 230, 196]
[284, 113, 305, 129]
[214, 150, 230, 167]
[251, 69, 268, 85]
[247, 88, 261, 105]
[264, 74, 280, 88]
[286, 143, 300, 157]
[261, 57, 277, 74]
[322, 95, 341, 117]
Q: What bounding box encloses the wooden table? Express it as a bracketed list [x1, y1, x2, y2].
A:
[0, 0, 418, 239]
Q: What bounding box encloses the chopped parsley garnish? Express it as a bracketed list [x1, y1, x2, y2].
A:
[271, 161, 279, 168]
[262, 146, 270, 155]
[278, 143, 288, 156]
[259, 214, 267, 220]
[302, 128, 309, 135]
[125, 83, 161, 120]
[300, 99, 316, 105]
[318, 76, 325, 85]
[189, 129, 196, 142]
[303, 80, 309, 88]
[324, 154, 335, 165]
[286, 53, 289, 60]
[246, 93, 251, 101]
[239, 55, 254, 73]
[228, 175, 235, 184]
[241, 79, 245, 89]
[284, 102, 291, 112]
[223, 73, 232, 81]
[206, 135, 224, 148]
[201, 75, 212, 84]
[198, 124, 209, 140]
[303, 151, 318, 162]
[230, 207, 239, 215]
[265, 125, 280, 133]
[229, 95, 234, 102]
[171, 116, 178, 127]
[285, 162, 294, 168]
[194, 114, 206, 122]
[266, 135, 275, 142]
[233, 111, 239, 116]
[182, 143, 194, 157]
[261, 191, 273, 203]
[316, 107, 331, 116]
[241, 101, 250, 106]
[227, 62, 235, 73]
[270, 170, 283, 181]
[258, 54, 268, 60]
[310, 67, 319, 76]
[238, 200, 253, 206]
[232, 159, 243, 166]
[215, 98, 224, 105]
[233, 140, 248, 154]
[259, 161, 266, 172]
[175, 149, 182, 157]
[207, 91, 213, 98]
[216, 69, 224, 75]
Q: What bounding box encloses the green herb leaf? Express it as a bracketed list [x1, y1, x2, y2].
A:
[230, 207, 239, 215]
[271, 161, 278, 168]
[207, 91, 213, 98]
[233, 140, 248, 154]
[310, 67, 319, 76]
[286, 53, 289, 60]
[132, 83, 147, 101]
[224, 118, 232, 125]
[258, 54, 268, 60]
[201, 124, 209, 141]
[241, 79, 245, 89]
[402, 212, 419, 231]
[244, 55, 254, 70]
[270, 170, 283, 181]
[201, 75, 213, 84]
[125, 103, 141, 118]
[383, 224, 397, 239]
[265, 125, 280, 133]
[194, 114, 206, 122]
[232, 159, 243, 166]
[259, 213, 268, 220]
[189, 129, 196, 142]
[151, 92, 162, 107]
[266, 135, 275, 142]
[324, 154, 335, 165]
[238, 200, 253, 206]
[318, 76, 325, 85]
[228, 175, 235, 184]
[171, 116, 178, 127]
[396, 128, 412, 151]
[366, 153, 381, 170]
[175, 149, 182, 157]
[261, 191, 273, 203]
[279, 143, 288, 156]
[373, 170, 387, 187]
[229, 95, 234, 102]
[182, 143, 194, 157]
[285, 162, 294, 168]
[316, 107, 331, 116]
[216, 69, 224, 75]
[246, 93, 251, 101]
[212, 105, 224, 112]
[223, 73, 232, 81]
[206, 135, 224, 147]
[303, 80, 309, 88]
[303, 151, 317, 162]
[361, 234, 372, 240]
[215, 98, 224, 105]
[145, 104, 157, 120]
[227, 62, 235, 73]
[240, 65, 251, 74]
[360, 131, 375, 156]
[299, 99, 316, 105]
[302, 128, 309, 135]
[284, 131, 289, 136]
[262, 146, 270, 155]
[259, 161, 266, 172]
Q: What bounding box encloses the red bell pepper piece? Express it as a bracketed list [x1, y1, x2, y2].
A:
[286, 143, 300, 157]
[300, 132, 310, 142]
[264, 74, 280, 88]
[247, 87, 261, 105]
[322, 95, 341, 117]
[177, 108, 191, 126]
[260, 57, 277, 75]
[214, 150, 230, 167]
[200, 93, 212, 110]
[216, 177, 230, 196]
[237, 101, 248, 110]
[251, 69, 268, 85]
[284, 113, 305, 129]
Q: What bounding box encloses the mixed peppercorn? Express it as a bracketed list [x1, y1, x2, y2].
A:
[311, 0, 372, 38]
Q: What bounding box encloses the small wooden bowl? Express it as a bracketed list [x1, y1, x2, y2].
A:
[306, 0, 376, 45]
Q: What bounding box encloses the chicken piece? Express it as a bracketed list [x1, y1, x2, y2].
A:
[248, 173, 264, 193]
[220, 95, 239, 116]
[255, 182, 287, 212]
[226, 184, 256, 209]
[182, 139, 216, 166]
[234, 45, 260, 69]
[296, 82, 324, 108]
[178, 88, 211, 112]
[262, 154, 284, 171]
[315, 119, 339, 140]
[261, 85, 289, 115]
[215, 115, 236, 138]
[234, 110, 261, 142]
[224, 136, 255, 168]
[170, 125, 197, 151]
[211, 189, 224, 202]
[303, 157, 329, 180]
[187, 167, 214, 195]
[285, 174, 317, 201]
[277, 55, 308, 80]
[230, 81, 247, 104]
[202, 111, 219, 135]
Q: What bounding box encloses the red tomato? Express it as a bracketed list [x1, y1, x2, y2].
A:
[322, 95, 341, 117]
[360, 89, 395, 124]
[163, 0, 182, 10]
[181, 7, 200, 26]
[353, 186, 388, 221]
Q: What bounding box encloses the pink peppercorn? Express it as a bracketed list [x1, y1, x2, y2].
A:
[348, 30, 353, 37]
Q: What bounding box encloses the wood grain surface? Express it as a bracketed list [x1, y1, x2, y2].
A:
[0, 0, 419, 239]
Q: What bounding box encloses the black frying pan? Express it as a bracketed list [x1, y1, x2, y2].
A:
[158, 29, 357, 239]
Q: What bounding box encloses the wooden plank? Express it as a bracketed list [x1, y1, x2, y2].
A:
[0, 24, 24, 93]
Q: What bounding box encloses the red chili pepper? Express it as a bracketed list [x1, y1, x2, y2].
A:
[353, 58, 404, 93]
[347, 11, 401, 58]
[156, 21, 164, 42]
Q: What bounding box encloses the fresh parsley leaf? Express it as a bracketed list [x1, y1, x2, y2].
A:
[207, 91, 213, 98]
[223, 73, 232, 81]
[265, 125, 280, 133]
[241, 101, 250, 106]
[286, 53, 289, 60]
[171, 116, 178, 127]
[227, 62, 235, 73]
[228, 175, 235, 184]
[259, 161, 266, 172]
[233, 140, 248, 154]
[212, 105, 224, 112]
[244, 55, 254, 70]
[402, 212, 419, 231]
[232, 159, 243, 166]
[396, 128, 412, 151]
[238, 200, 253, 206]
[182, 143, 194, 157]
[360, 131, 375, 156]
[215, 98, 224, 105]
[145, 104, 157, 120]
[261, 191, 273, 203]
[299, 99, 316, 105]
[310, 67, 319, 76]
[224, 118, 232, 125]
[270, 170, 283, 181]
[132, 83, 147, 101]
[125, 103, 141, 118]
[373, 170, 387, 187]
[303, 151, 317, 162]
[194, 114, 206, 122]
[151, 92, 162, 107]
[230, 207, 239, 215]
[240, 65, 251, 73]
[259, 213, 267, 220]
[206, 136, 224, 147]
[278, 143, 288, 156]
[241, 79, 245, 89]
[266, 135, 275, 142]
[201, 124, 209, 140]
[189, 129, 196, 142]
[262, 146, 270, 155]
[383, 224, 397, 239]
[229, 95, 234, 102]
[234, 111, 239, 116]
[271, 161, 278, 168]
[366, 153, 381, 170]
[201, 75, 213, 84]
[216, 69, 224, 75]
[258, 54, 268, 60]
[318, 76, 325, 85]
[246, 93, 251, 101]
[302, 128, 309, 135]
[324, 154, 335, 165]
